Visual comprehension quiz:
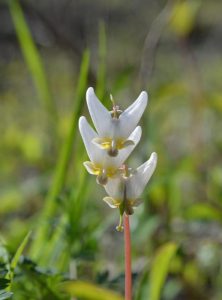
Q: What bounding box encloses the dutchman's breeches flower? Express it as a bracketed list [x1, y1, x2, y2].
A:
[79, 116, 142, 185]
[104, 152, 157, 230]
[79, 87, 157, 231]
[86, 87, 147, 157]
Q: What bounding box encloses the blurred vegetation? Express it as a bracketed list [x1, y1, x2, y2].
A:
[0, 0, 222, 299]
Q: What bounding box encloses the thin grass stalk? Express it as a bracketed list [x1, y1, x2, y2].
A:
[29, 50, 90, 260]
[124, 214, 132, 300]
[8, 0, 58, 123]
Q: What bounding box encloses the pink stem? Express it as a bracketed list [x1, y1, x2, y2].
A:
[124, 214, 132, 300]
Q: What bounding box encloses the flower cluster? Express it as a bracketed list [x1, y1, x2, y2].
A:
[79, 87, 157, 231]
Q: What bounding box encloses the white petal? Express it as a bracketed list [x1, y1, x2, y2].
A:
[118, 91, 148, 138]
[122, 140, 135, 147]
[105, 153, 157, 201]
[79, 116, 137, 170]
[103, 197, 119, 208]
[104, 177, 124, 199]
[99, 126, 142, 169]
[111, 126, 142, 168]
[83, 161, 98, 175]
[127, 152, 157, 199]
[126, 125, 142, 146]
[86, 87, 112, 136]
[79, 116, 101, 163]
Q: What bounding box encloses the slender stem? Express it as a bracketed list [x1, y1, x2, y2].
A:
[124, 214, 132, 300]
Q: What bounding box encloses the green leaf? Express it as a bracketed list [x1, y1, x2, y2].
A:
[0, 279, 10, 290]
[62, 281, 124, 300]
[149, 242, 178, 300]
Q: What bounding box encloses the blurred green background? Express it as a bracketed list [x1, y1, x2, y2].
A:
[0, 0, 222, 299]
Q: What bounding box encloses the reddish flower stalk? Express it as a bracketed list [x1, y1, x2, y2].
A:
[124, 214, 132, 300]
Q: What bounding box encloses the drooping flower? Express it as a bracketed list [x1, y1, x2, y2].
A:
[103, 152, 157, 230]
[79, 116, 142, 185]
[79, 87, 157, 231]
[86, 87, 148, 156]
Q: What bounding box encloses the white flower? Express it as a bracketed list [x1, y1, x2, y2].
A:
[79, 116, 142, 184]
[86, 87, 148, 156]
[103, 152, 157, 214]
[79, 87, 157, 231]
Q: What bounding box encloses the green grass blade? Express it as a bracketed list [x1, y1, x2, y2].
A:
[8, 0, 57, 120]
[29, 50, 90, 260]
[45, 49, 90, 209]
[38, 165, 89, 268]
[96, 21, 106, 100]
[62, 281, 124, 300]
[6, 231, 31, 289]
[149, 242, 178, 300]
[40, 214, 68, 267]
